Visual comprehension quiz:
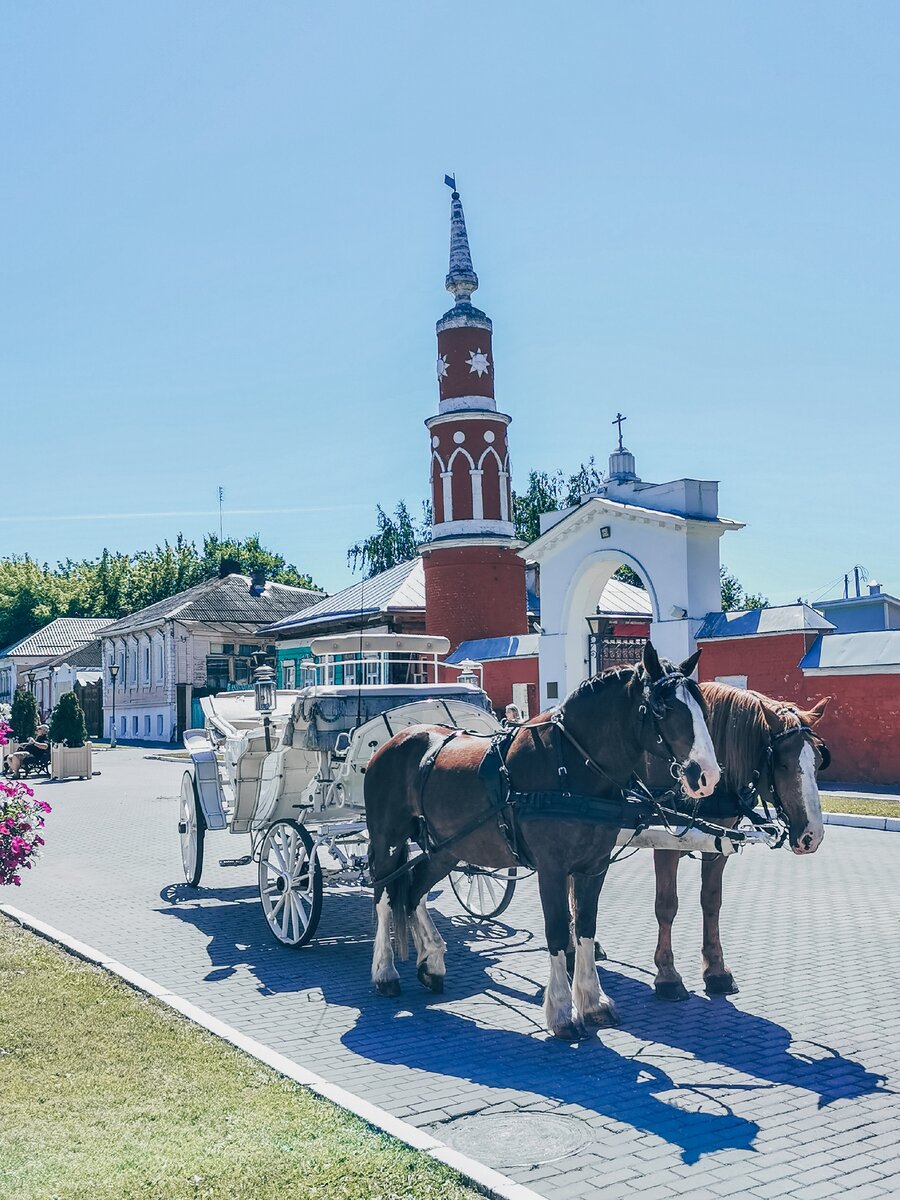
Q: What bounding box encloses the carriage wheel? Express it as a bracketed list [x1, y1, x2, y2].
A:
[178, 770, 205, 887]
[258, 820, 323, 948]
[449, 865, 517, 919]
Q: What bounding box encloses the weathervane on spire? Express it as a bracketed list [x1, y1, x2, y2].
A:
[444, 175, 478, 303]
[612, 412, 627, 452]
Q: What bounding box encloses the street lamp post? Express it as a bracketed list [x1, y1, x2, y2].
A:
[108, 662, 120, 749]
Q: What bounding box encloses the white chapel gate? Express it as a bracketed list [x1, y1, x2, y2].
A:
[524, 441, 742, 705]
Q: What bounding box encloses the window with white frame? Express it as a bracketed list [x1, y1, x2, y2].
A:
[120, 716, 127, 736]
[143, 646, 151, 684]
[156, 641, 164, 683]
[132, 716, 138, 736]
[144, 715, 151, 736]
[157, 714, 164, 737]
[282, 661, 296, 689]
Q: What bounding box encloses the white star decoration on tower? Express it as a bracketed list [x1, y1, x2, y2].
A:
[466, 348, 490, 377]
[436, 354, 449, 380]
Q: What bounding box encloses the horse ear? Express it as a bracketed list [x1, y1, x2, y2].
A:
[642, 640, 663, 681]
[679, 649, 701, 678]
[800, 697, 831, 726]
[760, 703, 784, 735]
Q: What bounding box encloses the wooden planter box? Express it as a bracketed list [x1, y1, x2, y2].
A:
[51, 742, 92, 780]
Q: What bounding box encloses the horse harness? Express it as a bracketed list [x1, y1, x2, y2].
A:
[402, 668, 705, 877]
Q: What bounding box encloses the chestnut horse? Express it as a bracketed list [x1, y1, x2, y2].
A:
[646, 683, 830, 1001]
[365, 643, 720, 1038]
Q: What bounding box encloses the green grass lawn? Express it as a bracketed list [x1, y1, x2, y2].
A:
[820, 794, 900, 818]
[0, 919, 481, 1200]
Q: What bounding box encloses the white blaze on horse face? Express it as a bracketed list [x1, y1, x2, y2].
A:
[676, 683, 720, 798]
[792, 740, 825, 854]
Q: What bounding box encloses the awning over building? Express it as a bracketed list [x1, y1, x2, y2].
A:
[800, 630, 900, 675]
[445, 634, 540, 664]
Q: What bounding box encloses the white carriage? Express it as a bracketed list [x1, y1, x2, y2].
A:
[177, 633, 515, 947]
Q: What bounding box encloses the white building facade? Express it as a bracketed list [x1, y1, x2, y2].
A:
[526, 443, 742, 705]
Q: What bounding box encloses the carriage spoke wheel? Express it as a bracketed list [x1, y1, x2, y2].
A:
[258, 820, 322, 948]
[178, 770, 205, 887]
[449, 865, 517, 919]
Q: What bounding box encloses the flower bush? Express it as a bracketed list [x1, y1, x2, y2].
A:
[0, 778, 51, 886]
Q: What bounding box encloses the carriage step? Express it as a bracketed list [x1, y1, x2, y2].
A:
[218, 855, 253, 867]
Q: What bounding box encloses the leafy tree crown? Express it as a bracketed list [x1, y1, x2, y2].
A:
[49, 691, 89, 748]
[11, 690, 38, 741]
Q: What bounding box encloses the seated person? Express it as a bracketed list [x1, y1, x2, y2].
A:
[7, 724, 51, 778]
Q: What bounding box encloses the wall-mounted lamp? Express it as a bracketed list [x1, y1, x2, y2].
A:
[670, 605, 687, 620]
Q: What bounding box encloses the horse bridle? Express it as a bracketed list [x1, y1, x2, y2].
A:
[740, 706, 830, 836]
[551, 668, 692, 794]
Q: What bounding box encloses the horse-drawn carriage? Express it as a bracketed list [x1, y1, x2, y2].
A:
[178, 633, 786, 956]
[178, 634, 519, 946]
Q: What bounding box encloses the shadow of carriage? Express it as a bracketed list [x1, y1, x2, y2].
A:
[158, 880, 889, 1165]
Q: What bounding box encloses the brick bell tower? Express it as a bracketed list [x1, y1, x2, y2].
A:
[422, 181, 528, 651]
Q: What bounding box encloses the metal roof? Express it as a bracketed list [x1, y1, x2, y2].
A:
[0, 617, 114, 659]
[445, 634, 540, 664]
[597, 576, 652, 617]
[47, 639, 104, 669]
[262, 559, 424, 636]
[800, 630, 900, 673]
[696, 605, 834, 640]
[99, 574, 321, 637]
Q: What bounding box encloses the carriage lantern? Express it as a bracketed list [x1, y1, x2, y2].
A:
[457, 659, 480, 688]
[252, 660, 277, 714]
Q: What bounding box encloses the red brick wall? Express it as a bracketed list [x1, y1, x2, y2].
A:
[481, 656, 540, 716]
[423, 544, 527, 652]
[698, 633, 900, 786]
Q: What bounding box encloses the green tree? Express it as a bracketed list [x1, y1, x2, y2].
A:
[720, 566, 768, 611]
[200, 535, 322, 591]
[11, 690, 38, 742]
[347, 502, 431, 578]
[0, 557, 79, 650]
[48, 691, 88, 748]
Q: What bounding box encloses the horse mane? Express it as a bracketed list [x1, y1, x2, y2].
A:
[566, 664, 638, 705]
[699, 682, 777, 791]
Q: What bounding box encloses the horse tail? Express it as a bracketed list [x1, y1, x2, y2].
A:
[387, 844, 411, 961]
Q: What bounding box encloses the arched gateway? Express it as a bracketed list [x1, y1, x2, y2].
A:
[525, 439, 743, 707]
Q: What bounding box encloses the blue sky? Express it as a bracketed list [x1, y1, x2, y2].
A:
[2, 2, 898, 604]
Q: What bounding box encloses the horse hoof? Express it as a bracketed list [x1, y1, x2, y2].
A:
[374, 979, 402, 998]
[705, 973, 739, 996]
[655, 979, 690, 1002]
[594, 941, 607, 962]
[552, 1020, 586, 1041]
[582, 1005, 618, 1028]
[416, 964, 444, 994]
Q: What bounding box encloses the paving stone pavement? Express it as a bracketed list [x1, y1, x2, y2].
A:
[11, 749, 900, 1198]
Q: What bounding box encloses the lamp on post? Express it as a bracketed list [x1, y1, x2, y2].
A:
[457, 658, 481, 688]
[108, 662, 120, 749]
[27, 671, 35, 693]
[253, 658, 277, 751]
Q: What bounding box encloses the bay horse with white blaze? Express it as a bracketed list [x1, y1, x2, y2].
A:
[365, 643, 720, 1039]
[646, 683, 830, 1001]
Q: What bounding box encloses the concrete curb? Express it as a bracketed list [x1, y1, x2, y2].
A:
[822, 811, 900, 832]
[0, 905, 544, 1200]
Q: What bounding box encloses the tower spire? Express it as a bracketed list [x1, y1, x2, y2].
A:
[445, 183, 479, 304]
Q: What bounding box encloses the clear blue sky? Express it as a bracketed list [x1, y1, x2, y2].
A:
[2, 2, 898, 604]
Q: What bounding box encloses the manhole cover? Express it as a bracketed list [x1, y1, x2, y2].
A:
[438, 1112, 591, 1167]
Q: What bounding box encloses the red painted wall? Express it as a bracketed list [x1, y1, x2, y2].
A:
[423, 544, 527, 652]
[698, 633, 900, 786]
[481, 656, 540, 716]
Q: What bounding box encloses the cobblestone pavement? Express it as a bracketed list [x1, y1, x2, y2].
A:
[12, 749, 900, 1198]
